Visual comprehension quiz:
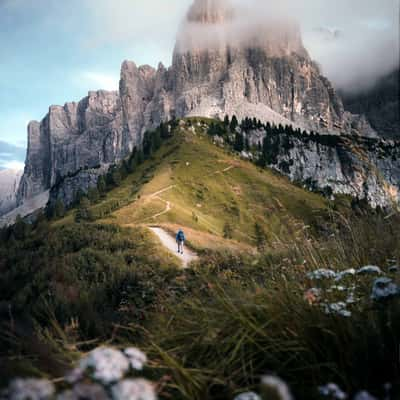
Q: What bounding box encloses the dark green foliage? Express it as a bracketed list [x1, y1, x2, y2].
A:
[46, 199, 65, 220]
[75, 197, 91, 222]
[159, 122, 171, 140]
[0, 223, 182, 342]
[258, 135, 279, 166]
[13, 215, 31, 240]
[126, 148, 138, 173]
[74, 188, 86, 206]
[54, 199, 66, 218]
[230, 115, 239, 132]
[97, 175, 107, 195]
[143, 129, 162, 158]
[234, 132, 244, 152]
[137, 149, 145, 164]
[244, 137, 250, 151]
[111, 167, 122, 186]
[208, 122, 227, 137]
[224, 115, 230, 127]
[87, 187, 100, 204]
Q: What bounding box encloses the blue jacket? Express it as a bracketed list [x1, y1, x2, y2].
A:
[176, 230, 185, 242]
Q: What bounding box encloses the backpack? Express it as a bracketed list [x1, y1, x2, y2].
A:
[178, 231, 185, 241]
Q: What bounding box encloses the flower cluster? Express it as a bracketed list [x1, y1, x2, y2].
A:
[305, 264, 399, 317]
[1, 347, 156, 400]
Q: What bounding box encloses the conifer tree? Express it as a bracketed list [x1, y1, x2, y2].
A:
[54, 199, 65, 218]
[234, 132, 244, 152]
[97, 176, 107, 194]
[230, 115, 239, 132]
[224, 115, 230, 127]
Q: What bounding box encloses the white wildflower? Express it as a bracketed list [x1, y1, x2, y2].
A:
[345, 292, 357, 304]
[124, 348, 148, 371]
[353, 391, 378, 400]
[69, 347, 130, 385]
[7, 379, 55, 400]
[233, 392, 261, 400]
[323, 302, 352, 318]
[327, 285, 346, 293]
[260, 375, 293, 400]
[338, 309, 352, 317]
[111, 379, 156, 400]
[307, 269, 337, 280]
[357, 266, 382, 275]
[318, 383, 347, 399]
[371, 278, 399, 300]
[335, 269, 356, 281]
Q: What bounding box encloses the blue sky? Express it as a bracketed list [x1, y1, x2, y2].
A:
[0, 0, 398, 169]
[0, 0, 189, 169]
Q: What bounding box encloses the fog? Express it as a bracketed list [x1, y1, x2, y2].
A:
[86, 0, 399, 94]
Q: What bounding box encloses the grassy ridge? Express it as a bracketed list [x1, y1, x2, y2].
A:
[100, 121, 333, 250]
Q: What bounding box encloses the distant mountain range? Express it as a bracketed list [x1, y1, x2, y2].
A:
[341, 68, 400, 139]
[0, 168, 23, 216]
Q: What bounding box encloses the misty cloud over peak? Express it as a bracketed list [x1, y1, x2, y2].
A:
[187, 0, 234, 23]
[173, 0, 399, 93]
[176, 0, 307, 58]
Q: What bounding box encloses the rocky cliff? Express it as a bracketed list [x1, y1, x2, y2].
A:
[16, 0, 383, 212]
[249, 129, 400, 209]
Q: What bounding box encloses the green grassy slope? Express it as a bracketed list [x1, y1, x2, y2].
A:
[80, 119, 334, 252]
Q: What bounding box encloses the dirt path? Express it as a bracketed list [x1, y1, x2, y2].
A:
[148, 200, 171, 220]
[141, 185, 176, 222]
[149, 185, 176, 198]
[149, 227, 198, 268]
[208, 164, 235, 176]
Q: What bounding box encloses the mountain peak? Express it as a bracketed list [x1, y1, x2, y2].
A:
[187, 0, 234, 24]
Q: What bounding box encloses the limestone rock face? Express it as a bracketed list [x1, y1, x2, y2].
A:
[16, 0, 384, 211]
[17, 90, 124, 206]
[171, 0, 366, 134]
[253, 131, 400, 209]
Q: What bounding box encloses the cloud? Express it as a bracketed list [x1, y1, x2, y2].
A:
[77, 71, 120, 91]
[237, 0, 400, 93]
[0, 141, 26, 159]
[82, 0, 399, 93]
[0, 140, 26, 170]
[0, 160, 25, 171]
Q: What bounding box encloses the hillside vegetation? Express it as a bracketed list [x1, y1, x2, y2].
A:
[0, 118, 399, 399]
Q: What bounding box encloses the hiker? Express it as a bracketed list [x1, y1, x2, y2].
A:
[176, 229, 185, 254]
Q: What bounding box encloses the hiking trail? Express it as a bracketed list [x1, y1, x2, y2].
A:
[149, 227, 198, 268]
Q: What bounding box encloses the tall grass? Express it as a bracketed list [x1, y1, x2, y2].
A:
[1, 211, 399, 398]
[138, 211, 400, 400]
